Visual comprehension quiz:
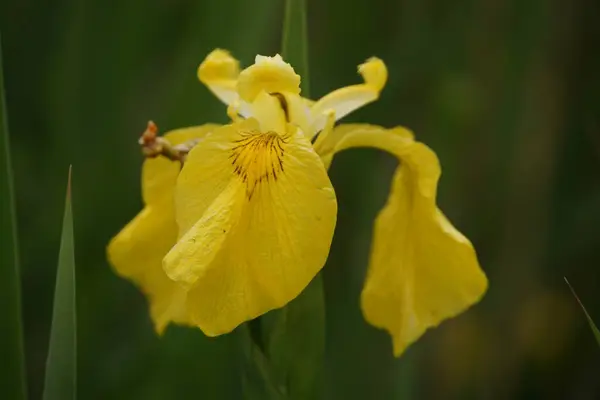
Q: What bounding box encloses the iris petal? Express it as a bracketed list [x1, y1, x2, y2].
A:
[143, 125, 221, 204]
[108, 205, 187, 333]
[310, 58, 387, 132]
[164, 120, 337, 336]
[237, 54, 301, 103]
[319, 124, 487, 356]
[108, 124, 219, 333]
[250, 91, 288, 133]
[197, 49, 242, 109]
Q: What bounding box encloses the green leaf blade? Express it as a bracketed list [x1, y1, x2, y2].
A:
[0, 34, 28, 400]
[43, 167, 77, 400]
[240, 324, 286, 400]
[242, 275, 325, 400]
[265, 275, 326, 400]
[565, 277, 600, 347]
[282, 0, 310, 97]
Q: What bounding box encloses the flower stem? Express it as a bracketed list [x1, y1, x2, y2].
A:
[282, 0, 310, 98]
[138, 121, 199, 163]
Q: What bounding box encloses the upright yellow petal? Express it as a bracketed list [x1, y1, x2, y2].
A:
[249, 91, 288, 133]
[252, 90, 312, 139]
[164, 119, 337, 336]
[310, 58, 387, 132]
[280, 92, 312, 137]
[197, 49, 254, 116]
[319, 124, 487, 357]
[108, 124, 219, 333]
[236, 54, 301, 103]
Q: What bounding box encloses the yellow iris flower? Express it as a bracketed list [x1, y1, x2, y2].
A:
[109, 49, 488, 357]
[108, 122, 220, 333]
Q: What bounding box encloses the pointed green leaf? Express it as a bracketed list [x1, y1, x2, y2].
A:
[0, 33, 28, 400]
[565, 277, 600, 347]
[43, 167, 77, 400]
[282, 0, 310, 97]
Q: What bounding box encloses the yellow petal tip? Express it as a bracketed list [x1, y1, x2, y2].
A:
[389, 271, 488, 358]
[162, 244, 197, 288]
[237, 54, 301, 102]
[153, 320, 168, 337]
[358, 57, 388, 92]
[197, 49, 240, 84]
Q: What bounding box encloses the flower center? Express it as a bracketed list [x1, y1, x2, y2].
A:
[230, 130, 288, 198]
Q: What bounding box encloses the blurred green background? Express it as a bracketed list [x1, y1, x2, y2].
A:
[1, 0, 600, 398]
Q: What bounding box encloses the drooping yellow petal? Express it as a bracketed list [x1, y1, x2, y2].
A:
[319, 124, 487, 357]
[310, 58, 387, 132]
[108, 124, 219, 333]
[237, 54, 301, 103]
[163, 119, 337, 336]
[108, 205, 187, 333]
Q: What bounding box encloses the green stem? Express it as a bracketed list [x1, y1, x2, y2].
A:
[240, 324, 287, 400]
[282, 0, 310, 97]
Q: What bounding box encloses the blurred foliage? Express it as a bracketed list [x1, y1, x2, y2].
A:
[0, 33, 27, 400]
[1, 0, 599, 398]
